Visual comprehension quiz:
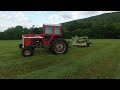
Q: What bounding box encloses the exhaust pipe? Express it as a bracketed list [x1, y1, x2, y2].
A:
[32, 25, 35, 34]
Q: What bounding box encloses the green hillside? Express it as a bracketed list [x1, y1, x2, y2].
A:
[61, 12, 120, 39]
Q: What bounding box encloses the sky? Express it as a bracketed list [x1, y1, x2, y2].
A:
[0, 11, 117, 31]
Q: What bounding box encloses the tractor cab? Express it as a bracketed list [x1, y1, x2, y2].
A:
[43, 24, 62, 35]
[42, 24, 62, 43]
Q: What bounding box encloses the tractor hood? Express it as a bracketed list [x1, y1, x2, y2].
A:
[23, 34, 44, 39]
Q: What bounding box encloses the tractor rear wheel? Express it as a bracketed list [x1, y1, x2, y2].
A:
[50, 38, 69, 54]
[48, 48, 52, 52]
[22, 47, 33, 57]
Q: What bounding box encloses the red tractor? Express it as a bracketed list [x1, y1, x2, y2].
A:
[19, 24, 69, 57]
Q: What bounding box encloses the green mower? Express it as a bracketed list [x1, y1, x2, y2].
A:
[69, 36, 93, 47]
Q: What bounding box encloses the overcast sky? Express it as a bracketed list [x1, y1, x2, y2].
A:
[0, 11, 117, 31]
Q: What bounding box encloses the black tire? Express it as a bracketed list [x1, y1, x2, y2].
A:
[19, 44, 23, 49]
[87, 42, 93, 47]
[32, 47, 35, 50]
[48, 47, 52, 52]
[26, 46, 35, 50]
[50, 38, 69, 54]
[22, 47, 33, 57]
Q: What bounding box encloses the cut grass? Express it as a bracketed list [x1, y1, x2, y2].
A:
[0, 39, 120, 79]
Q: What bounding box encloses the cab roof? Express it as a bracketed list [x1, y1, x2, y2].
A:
[43, 24, 61, 26]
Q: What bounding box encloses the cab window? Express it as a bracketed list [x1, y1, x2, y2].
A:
[54, 26, 60, 34]
[45, 26, 52, 34]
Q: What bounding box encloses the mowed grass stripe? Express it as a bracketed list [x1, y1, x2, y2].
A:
[0, 41, 108, 63]
[0, 40, 109, 78]
[0, 39, 120, 79]
[16, 44, 120, 79]
[0, 46, 107, 78]
[0, 40, 107, 65]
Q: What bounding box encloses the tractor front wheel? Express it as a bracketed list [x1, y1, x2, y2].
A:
[22, 47, 33, 57]
[19, 44, 23, 49]
[51, 38, 69, 54]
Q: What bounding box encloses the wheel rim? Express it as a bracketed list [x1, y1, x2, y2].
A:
[54, 41, 66, 53]
[24, 50, 31, 55]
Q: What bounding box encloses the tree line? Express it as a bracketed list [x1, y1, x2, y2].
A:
[62, 22, 120, 39]
[0, 26, 42, 40]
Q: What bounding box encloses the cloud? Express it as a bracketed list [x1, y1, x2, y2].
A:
[0, 14, 12, 20]
[61, 15, 73, 20]
[48, 11, 100, 22]
[14, 12, 29, 22]
[34, 11, 43, 15]
[70, 11, 99, 20]
[48, 14, 63, 22]
[0, 11, 118, 32]
[60, 11, 117, 21]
